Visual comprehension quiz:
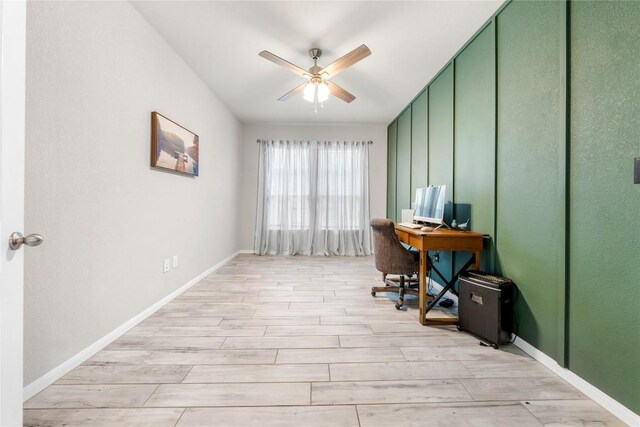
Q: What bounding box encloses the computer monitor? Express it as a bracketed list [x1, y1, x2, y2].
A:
[413, 185, 446, 225]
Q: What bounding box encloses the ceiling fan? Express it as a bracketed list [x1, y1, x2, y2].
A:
[258, 44, 371, 105]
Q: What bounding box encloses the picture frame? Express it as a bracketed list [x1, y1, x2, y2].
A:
[151, 111, 199, 176]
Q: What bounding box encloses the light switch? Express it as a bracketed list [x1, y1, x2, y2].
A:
[173, 255, 178, 268]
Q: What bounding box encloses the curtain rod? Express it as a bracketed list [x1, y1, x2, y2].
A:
[256, 139, 373, 144]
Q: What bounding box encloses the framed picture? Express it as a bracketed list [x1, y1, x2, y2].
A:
[151, 112, 199, 176]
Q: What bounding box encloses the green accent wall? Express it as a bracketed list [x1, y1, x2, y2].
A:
[428, 64, 454, 283]
[454, 23, 495, 273]
[396, 108, 412, 220]
[386, 120, 397, 220]
[496, 0, 564, 362]
[569, 0, 640, 412]
[385, 0, 639, 413]
[411, 91, 428, 198]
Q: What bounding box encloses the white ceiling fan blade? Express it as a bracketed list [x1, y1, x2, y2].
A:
[320, 44, 371, 78]
[259, 50, 309, 78]
[327, 81, 356, 103]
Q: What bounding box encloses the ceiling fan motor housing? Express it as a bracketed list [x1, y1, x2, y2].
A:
[308, 48, 323, 75]
[308, 48, 322, 60]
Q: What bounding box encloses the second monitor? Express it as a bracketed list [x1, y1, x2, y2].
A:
[414, 185, 446, 225]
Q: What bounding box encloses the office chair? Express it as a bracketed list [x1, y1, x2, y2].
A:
[369, 218, 420, 310]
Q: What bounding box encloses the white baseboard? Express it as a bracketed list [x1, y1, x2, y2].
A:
[513, 336, 639, 426]
[23, 250, 242, 402]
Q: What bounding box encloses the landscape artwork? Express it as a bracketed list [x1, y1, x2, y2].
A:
[151, 112, 199, 176]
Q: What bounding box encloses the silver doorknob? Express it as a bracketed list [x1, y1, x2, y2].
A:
[9, 232, 44, 250]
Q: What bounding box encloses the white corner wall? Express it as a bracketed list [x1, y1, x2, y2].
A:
[239, 123, 387, 250]
[24, 1, 242, 384]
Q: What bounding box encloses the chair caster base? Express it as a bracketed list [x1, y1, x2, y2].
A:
[371, 291, 376, 297]
[395, 302, 403, 310]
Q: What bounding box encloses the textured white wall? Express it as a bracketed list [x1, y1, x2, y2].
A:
[24, 1, 241, 384]
[239, 123, 387, 250]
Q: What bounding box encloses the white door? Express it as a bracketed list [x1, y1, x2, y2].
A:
[0, 1, 27, 425]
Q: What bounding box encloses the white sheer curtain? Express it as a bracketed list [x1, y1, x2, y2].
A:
[254, 140, 371, 256]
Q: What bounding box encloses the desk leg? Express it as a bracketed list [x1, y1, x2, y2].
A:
[418, 250, 428, 325]
[473, 252, 481, 270]
[423, 253, 479, 327]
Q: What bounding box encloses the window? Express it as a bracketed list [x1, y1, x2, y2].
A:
[256, 140, 370, 256]
[317, 144, 364, 230]
[267, 145, 310, 230]
[261, 141, 368, 231]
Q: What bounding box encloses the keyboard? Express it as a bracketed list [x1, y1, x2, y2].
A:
[398, 222, 422, 229]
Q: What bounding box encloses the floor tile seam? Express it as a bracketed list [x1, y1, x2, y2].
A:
[336, 343, 460, 348]
[226, 334, 343, 339]
[140, 361, 287, 366]
[142, 402, 367, 409]
[354, 403, 362, 427]
[172, 408, 187, 427]
[276, 346, 404, 351]
[55, 373, 561, 386]
[275, 359, 407, 365]
[458, 375, 584, 382]
[179, 365, 196, 384]
[141, 383, 162, 407]
[48, 378, 502, 387]
[221, 346, 343, 350]
[23, 407, 189, 411]
[309, 397, 488, 406]
[517, 401, 551, 427]
[353, 400, 534, 407]
[310, 378, 476, 385]
[135, 348, 277, 353]
[53, 378, 345, 387]
[28, 398, 584, 411]
[180, 379, 332, 384]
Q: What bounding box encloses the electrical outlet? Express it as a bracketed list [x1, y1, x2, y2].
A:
[163, 259, 170, 273]
[172, 255, 178, 268]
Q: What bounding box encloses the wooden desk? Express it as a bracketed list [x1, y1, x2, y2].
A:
[395, 224, 483, 326]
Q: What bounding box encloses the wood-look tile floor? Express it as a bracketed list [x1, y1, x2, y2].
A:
[24, 255, 624, 426]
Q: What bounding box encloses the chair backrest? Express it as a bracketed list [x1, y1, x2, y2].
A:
[370, 219, 418, 275]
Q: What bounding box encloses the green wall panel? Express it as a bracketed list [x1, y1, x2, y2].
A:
[386, 121, 397, 220]
[428, 64, 454, 283]
[396, 108, 412, 220]
[569, 1, 640, 413]
[454, 23, 495, 272]
[385, 0, 640, 413]
[496, 0, 563, 360]
[411, 90, 428, 200]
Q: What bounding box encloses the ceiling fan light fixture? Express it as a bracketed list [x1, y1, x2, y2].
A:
[303, 81, 316, 102]
[317, 82, 330, 103]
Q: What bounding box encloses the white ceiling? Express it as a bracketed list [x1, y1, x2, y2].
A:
[132, 1, 504, 124]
